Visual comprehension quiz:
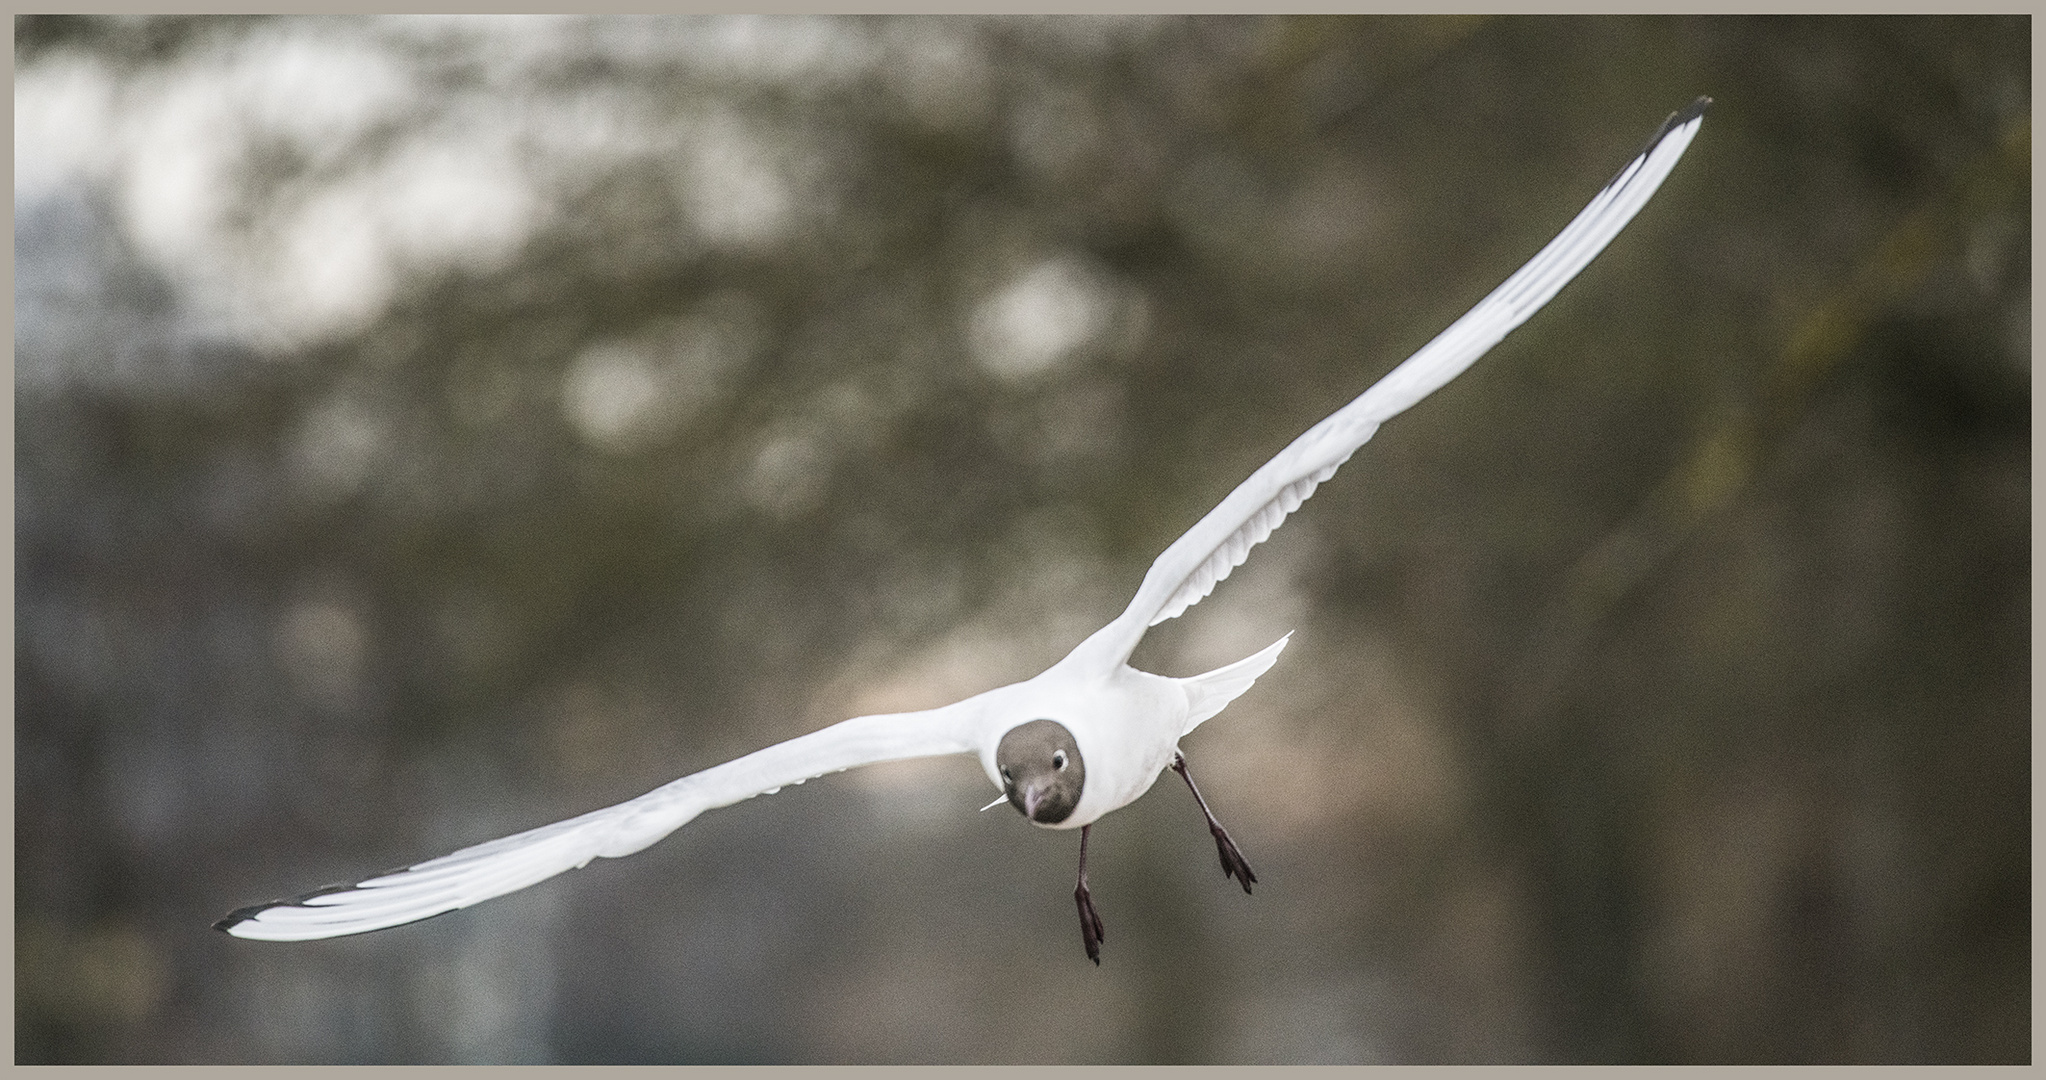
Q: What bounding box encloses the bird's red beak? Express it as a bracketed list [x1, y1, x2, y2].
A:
[1022, 784, 1045, 819]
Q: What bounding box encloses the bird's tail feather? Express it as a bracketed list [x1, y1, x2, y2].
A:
[1179, 632, 1291, 735]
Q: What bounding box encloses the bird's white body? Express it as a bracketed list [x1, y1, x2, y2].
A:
[219, 99, 1707, 942]
[971, 642, 1281, 829]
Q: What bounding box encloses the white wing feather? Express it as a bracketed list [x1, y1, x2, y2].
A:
[1067, 99, 1707, 673]
[219, 704, 980, 941]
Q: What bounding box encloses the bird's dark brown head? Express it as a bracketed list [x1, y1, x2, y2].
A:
[997, 719, 1084, 824]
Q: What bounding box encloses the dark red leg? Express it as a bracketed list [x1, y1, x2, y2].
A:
[1171, 752, 1257, 894]
[1074, 823, 1106, 964]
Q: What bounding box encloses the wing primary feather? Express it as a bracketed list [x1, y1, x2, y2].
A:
[219, 703, 980, 940]
[1086, 101, 1706, 661]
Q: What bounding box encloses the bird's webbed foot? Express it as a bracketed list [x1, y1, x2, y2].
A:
[1171, 752, 1257, 894]
[1206, 818, 1257, 893]
[1074, 877, 1105, 965]
[1074, 823, 1106, 964]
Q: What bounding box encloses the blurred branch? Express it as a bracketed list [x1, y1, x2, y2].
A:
[1506, 112, 2031, 728]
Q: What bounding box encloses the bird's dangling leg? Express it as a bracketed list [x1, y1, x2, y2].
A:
[1171, 752, 1257, 894]
[1074, 823, 1106, 964]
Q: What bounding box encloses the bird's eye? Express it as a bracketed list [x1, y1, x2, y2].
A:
[1053, 750, 1067, 770]
[1001, 767, 1013, 782]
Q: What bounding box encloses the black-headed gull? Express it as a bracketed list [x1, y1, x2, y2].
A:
[218, 98, 1708, 960]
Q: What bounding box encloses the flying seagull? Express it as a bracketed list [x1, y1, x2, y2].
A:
[218, 98, 1709, 961]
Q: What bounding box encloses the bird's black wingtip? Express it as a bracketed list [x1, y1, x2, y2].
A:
[1647, 96, 1713, 147]
[213, 900, 276, 934]
[213, 881, 360, 936]
[214, 903, 269, 934]
[1603, 96, 1712, 191]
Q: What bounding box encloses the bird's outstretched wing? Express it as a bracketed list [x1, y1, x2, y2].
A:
[1068, 98, 1709, 674]
[217, 703, 981, 940]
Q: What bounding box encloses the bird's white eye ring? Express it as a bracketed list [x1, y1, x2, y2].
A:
[1053, 750, 1067, 770]
[1001, 767, 1013, 782]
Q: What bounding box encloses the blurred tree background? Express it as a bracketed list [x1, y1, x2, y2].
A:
[13, 14, 2029, 1063]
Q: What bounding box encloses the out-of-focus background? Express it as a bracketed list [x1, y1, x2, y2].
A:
[14, 14, 2029, 1064]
